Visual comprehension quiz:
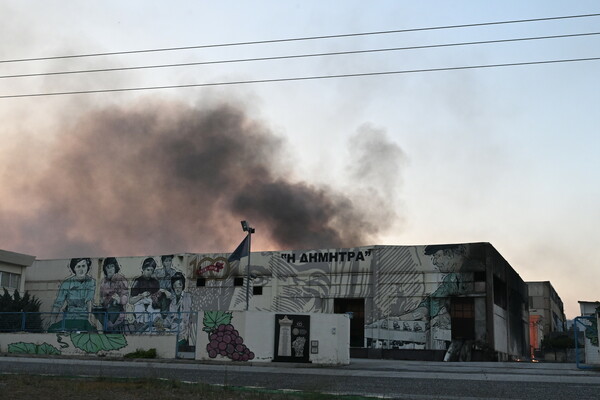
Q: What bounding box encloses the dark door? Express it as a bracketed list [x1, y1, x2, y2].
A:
[450, 297, 475, 340]
[334, 298, 364, 347]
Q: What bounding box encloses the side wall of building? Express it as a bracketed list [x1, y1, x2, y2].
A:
[528, 281, 566, 340]
[487, 245, 529, 359]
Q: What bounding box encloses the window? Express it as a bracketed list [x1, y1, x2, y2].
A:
[474, 271, 486, 282]
[0, 272, 8, 287]
[451, 299, 474, 319]
[234, 277, 244, 287]
[253, 286, 263, 295]
[11, 274, 20, 288]
[0, 272, 21, 289]
[196, 278, 206, 287]
[493, 277, 507, 309]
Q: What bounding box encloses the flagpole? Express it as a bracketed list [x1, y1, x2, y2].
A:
[240, 220, 255, 311]
[246, 229, 251, 311]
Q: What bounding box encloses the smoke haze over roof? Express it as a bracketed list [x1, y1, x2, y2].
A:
[0, 98, 405, 259]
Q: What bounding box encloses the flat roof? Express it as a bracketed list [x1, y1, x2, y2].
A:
[0, 249, 36, 267]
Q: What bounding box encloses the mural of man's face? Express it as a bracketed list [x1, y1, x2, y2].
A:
[74, 260, 88, 277]
[431, 249, 461, 273]
[163, 258, 173, 269]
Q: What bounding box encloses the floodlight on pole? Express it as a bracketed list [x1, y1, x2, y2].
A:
[241, 220, 255, 234]
[240, 220, 254, 310]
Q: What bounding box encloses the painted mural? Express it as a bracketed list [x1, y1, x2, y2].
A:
[203, 311, 254, 361]
[273, 314, 310, 363]
[365, 244, 478, 350]
[34, 255, 196, 356]
[98, 257, 129, 331]
[17, 242, 527, 358]
[8, 332, 128, 355]
[49, 258, 96, 332]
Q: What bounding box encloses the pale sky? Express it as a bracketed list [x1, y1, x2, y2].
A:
[0, 1, 598, 318]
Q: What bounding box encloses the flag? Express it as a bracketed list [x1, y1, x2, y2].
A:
[228, 235, 249, 262]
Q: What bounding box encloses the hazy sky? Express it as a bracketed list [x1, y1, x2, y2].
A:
[0, 1, 598, 318]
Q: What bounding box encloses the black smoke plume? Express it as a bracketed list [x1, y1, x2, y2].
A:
[0, 99, 403, 258]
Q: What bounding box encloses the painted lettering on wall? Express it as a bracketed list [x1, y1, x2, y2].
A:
[280, 250, 372, 264]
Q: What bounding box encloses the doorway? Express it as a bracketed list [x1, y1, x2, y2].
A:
[334, 298, 365, 347]
[450, 297, 475, 340]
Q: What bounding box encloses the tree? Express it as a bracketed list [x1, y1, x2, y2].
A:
[0, 289, 42, 332]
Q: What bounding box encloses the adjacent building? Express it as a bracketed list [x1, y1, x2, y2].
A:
[527, 281, 566, 356]
[577, 301, 600, 365]
[0, 249, 36, 295]
[21, 242, 529, 360]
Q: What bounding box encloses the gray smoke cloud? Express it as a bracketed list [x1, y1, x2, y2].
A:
[0, 98, 404, 258]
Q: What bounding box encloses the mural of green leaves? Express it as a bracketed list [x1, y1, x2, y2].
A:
[70, 333, 128, 353]
[8, 342, 61, 355]
[202, 311, 232, 333]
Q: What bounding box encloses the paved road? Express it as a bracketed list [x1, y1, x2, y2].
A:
[1, 356, 599, 399]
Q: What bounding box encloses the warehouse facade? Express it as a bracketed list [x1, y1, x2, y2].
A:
[22, 241, 528, 360]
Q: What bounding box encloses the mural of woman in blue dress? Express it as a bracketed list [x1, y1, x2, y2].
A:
[49, 258, 96, 332]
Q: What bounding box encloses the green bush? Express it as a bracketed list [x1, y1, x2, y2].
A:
[542, 334, 574, 349]
[124, 348, 157, 359]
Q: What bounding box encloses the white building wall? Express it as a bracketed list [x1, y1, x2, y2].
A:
[493, 305, 508, 354]
[195, 311, 349, 364]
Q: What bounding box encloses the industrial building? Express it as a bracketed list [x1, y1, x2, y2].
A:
[527, 281, 566, 357]
[18, 241, 529, 361]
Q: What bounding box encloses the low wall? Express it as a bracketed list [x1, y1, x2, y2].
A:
[196, 311, 350, 365]
[0, 332, 176, 358]
[350, 348, 446, 361]
[0, 311, 350, 365]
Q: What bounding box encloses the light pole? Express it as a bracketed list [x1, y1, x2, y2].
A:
[240, 220, 255, 311]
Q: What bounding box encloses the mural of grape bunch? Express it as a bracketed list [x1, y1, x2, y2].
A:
[203, 311, 254, 361]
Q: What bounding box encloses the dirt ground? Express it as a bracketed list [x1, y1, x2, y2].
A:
[0, 374, 322, 400]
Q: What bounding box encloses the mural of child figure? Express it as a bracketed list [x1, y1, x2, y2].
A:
[167, 272, 192, 346]
[153, 255, 178, 290]
[98, 257, 129, 332]
[49, 258, 96, 332]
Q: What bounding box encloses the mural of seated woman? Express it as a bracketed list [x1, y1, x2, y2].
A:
[98, 257, 129, 331]
[129, 257, 170, 330]
[49, 258, 96, 332]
